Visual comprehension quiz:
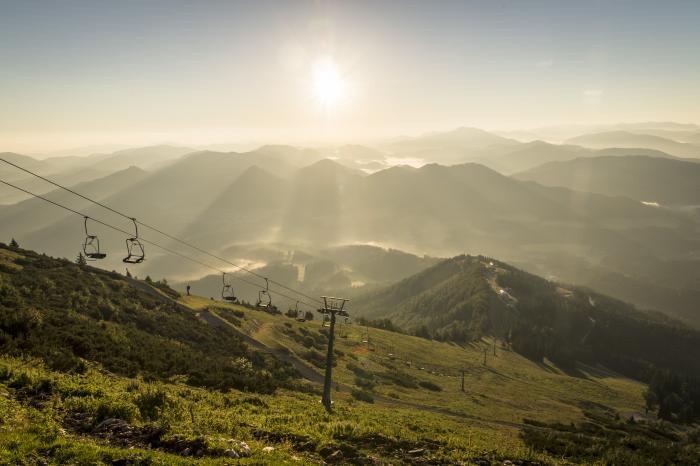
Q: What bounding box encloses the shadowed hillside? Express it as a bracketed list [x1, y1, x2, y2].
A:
[353, 255, 700, 384]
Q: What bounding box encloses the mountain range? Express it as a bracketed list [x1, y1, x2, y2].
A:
[566, 131, 700, 158]
[0, 145, 193, 204]
[2, 124, 700, 327]
[353, 254, 700, 379]
[516, 155, 700, 206]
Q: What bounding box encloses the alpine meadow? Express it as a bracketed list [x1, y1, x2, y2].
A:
[2, 1, 700, 465]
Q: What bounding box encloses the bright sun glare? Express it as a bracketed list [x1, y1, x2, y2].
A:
[312, 58, 346, 109]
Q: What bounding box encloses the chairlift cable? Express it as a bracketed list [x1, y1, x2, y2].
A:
[0, 158, 322, 305]
[0, 178, 318, 309]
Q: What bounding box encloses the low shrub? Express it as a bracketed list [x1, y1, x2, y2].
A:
[351, 389, 374, 403]
[418, 380, 442, 391]
[380, 369, 418, 389]
[355, 376, 376, 391]
[346, 362, 372, 379]
[134, 386, 171, 421]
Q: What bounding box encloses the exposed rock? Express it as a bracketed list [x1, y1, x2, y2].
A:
[94, 418, 129, 433]
[235, 440, 252, 457]
[109, 459, 131, 466]
[325, 450, 344, 463]
[318, 445, 337, 458]
[262, 446, 275, 453]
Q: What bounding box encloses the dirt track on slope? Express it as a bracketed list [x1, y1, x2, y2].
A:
[125, 278, 536, 431]
[203, 307, 532, 431]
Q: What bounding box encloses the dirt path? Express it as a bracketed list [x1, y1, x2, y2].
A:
[202, 309, 326, 384]
[204, 308, 533, 431]
[124, 280, 537, 431]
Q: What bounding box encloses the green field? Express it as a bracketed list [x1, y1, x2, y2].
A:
[0, 293, 644, 465]
[0, 354, 552, 465]
[0, 246, 694, 465]
[183, 296, 646, 427]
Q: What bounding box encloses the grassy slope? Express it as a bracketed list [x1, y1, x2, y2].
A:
[0, 247, 674, 465]
[0, 355, 547, 465]
[0, 246, 293, 393]
[186, 297, 645, 426]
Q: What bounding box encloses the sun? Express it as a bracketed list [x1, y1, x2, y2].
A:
[312, 57, 346, 109]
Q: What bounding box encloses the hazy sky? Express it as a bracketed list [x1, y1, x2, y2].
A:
[2, 0, 699, 152]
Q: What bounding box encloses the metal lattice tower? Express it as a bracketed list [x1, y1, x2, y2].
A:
[319, 296, 349, 411]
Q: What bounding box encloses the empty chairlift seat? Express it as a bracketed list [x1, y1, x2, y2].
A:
[123, 218, 145, 264]
[82, 216, 107, 260]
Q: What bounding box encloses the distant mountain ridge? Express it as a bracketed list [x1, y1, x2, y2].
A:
[0, 166, 148, 237]
[85, 144, 194, 172]
[0, 145, 195, 204]
[516, 155, 700, 205]
[383, 126, 520, 165]
[566, 131, 700, 158]
[4, 128, 700, 326]
[5, 155, 699, 325]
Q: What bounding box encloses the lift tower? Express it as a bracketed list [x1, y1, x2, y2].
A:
[320, 296, 349, 411]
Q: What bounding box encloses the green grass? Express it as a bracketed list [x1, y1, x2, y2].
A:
[0, 356, 551, 465]
[0, 292, 687, 465]
[0, 247, 680, 464]
[193, 297, 646, 427]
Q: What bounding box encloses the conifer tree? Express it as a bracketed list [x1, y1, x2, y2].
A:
[75, 252, 87, 266]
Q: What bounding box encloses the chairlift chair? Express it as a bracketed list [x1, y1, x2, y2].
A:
[294, 301, 305, 322]
[123, 218, 145, 264]
[256, 278, 272, 309]
[221, 273, 238, 302]
[82, 217, 106, 260]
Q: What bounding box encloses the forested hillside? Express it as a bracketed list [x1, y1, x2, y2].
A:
[0, 243, 295, 393]
[354, 255, 700, 422]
